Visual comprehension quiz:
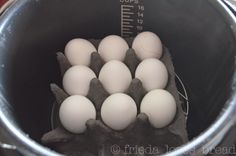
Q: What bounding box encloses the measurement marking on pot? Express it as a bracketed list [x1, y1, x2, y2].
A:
[123, 9, 131, 11]
[123, 12, 135, 15]
[123, 5, 134, 7]
[123, 25, 133, 28]
[120, 0, 144, 37]
[123, 19, 134, 22]
[123, 22, 130, 25]
[123, 15, 131, 18]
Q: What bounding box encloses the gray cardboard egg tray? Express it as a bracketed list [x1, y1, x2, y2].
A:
[41, 38, 188, 156]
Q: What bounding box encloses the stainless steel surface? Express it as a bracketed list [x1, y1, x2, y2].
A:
[169, 2, 236, 155]
[0, 1, 61, 155]
[225, 0, 236, 11]
[0, 0, 236, 155]
[0, 1, 43, 155]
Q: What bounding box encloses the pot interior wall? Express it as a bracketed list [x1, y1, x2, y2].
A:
[0, 0, 236, 143]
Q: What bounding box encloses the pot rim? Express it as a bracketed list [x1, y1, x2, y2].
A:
[0, 0, 236, 155]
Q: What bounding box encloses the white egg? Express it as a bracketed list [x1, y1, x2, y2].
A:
[101, 93, 137, 130]
[98, 35, 129, 62]
[63, 66, 96, 96]
[132, 31, 163, 60]
[99, 60, 132, 94]
[140, 89, 176, 128]
[65, 38, 96, 66]
[59, 95, 96, 134]
[135, 58, 168, 91]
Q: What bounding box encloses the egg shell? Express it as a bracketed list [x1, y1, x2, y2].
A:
[101, 93, 137, 130]
[59, 95, 96, 134]
[65, 38, 96, 66]
[99, 60, 132, 94]
[63, 65, 96, 96]
[140, 89, 176, 128]
[135, 58, 168, 91]
[98, 35, 129, 62]
[132, 31, 163, 60]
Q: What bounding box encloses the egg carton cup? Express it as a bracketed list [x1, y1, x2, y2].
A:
[41, 39, 188, 156]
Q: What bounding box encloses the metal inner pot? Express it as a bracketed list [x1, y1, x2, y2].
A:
[1, 0, 236, 155]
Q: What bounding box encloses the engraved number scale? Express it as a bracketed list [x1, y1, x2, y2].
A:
[120, 0, 145, 37]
